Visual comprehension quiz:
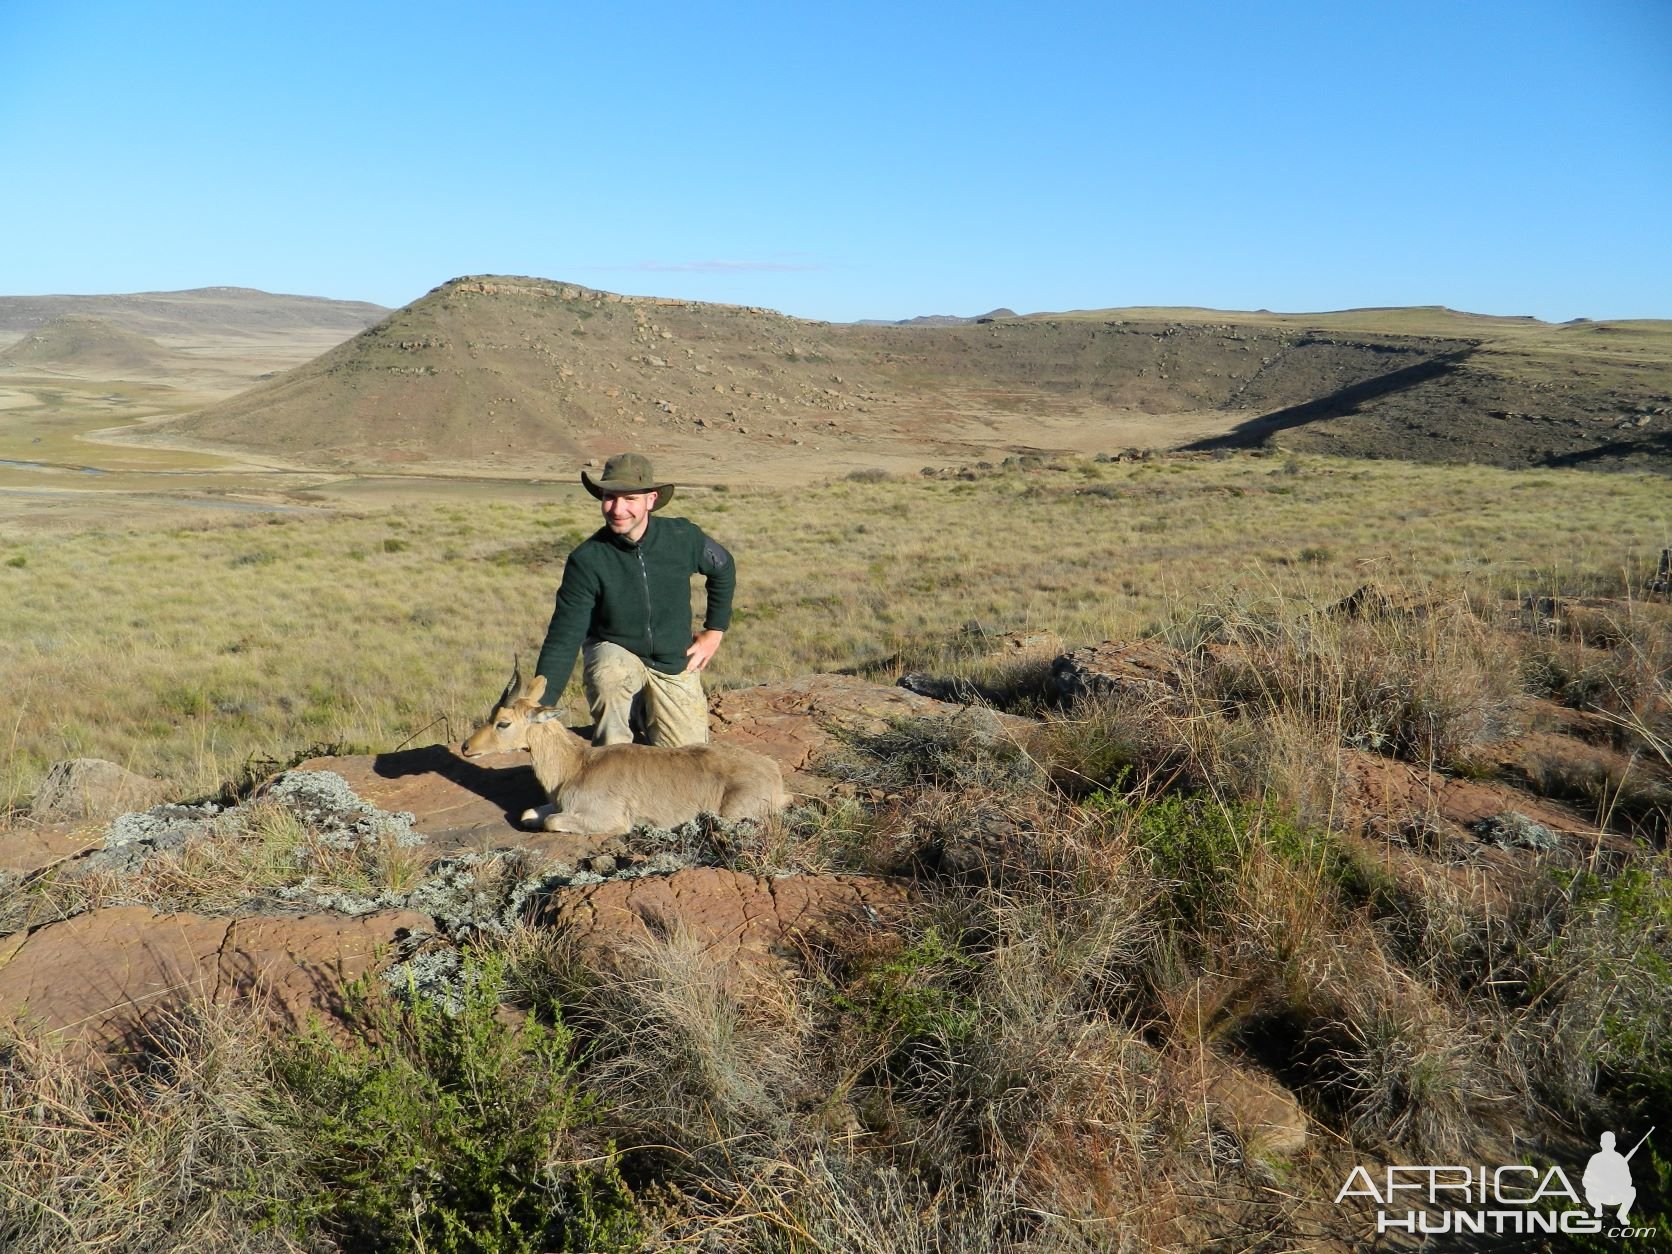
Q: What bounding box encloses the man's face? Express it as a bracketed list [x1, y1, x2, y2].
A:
[601, 489, 656, 540]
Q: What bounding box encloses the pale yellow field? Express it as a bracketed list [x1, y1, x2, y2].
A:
[2, 450, 1667, 808]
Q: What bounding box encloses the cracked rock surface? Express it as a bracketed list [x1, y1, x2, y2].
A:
[538, 866, 909, 980]
[0, 906, 427, 1058]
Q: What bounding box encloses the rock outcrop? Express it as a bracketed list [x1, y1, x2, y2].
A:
[538, 866, 909, 981]
[709, 672, 1031, 783]
[32, 757, 167, 822]
[0, 906, 426, 1057]
[1050, 639, 1197, 706]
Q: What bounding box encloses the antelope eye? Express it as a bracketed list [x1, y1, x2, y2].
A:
[495, 720, 511, 730]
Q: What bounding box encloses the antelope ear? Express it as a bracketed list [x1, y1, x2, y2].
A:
[530, 708, 562, 724]
[526, 674, 548, 702]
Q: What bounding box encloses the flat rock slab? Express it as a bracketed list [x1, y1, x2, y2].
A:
[1341, 749, 1598, 842]
[541, 866, 910, 980]
[0, 817, 103, 877]
[709, 673, 1032, 783]
[295, 743, 546, 854]
[0, 905, 427, 1057]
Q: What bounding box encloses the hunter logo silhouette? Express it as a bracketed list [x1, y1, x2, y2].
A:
[1584, 1128, 1654, 1223]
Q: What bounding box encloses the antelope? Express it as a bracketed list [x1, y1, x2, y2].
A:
[461, 662, 787, 838]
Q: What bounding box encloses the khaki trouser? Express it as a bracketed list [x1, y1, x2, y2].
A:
[582, 639, 710, 747]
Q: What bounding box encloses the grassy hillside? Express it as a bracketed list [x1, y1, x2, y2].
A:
[1058, 305, 1672, 469]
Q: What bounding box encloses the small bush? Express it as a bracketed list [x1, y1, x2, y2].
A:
[1092, 790, 1248, 929]
[834, 926, 980, 1060]
[273, 955, 639, 1252]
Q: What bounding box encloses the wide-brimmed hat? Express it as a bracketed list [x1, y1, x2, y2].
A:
[580, 452, 675, 508]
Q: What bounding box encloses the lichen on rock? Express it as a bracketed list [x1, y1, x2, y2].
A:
[81, 802, 222, 875]
[265, 769, 424, 851]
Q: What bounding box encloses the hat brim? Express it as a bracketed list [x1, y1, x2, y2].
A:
[581, 472, 675, 509]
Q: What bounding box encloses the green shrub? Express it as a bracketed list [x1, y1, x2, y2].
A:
[1093, 790, 1247, 928]
[273, 955, 639, 1253]
[1566, 865, 1672, 1093]
[835, 926, 980, 1062]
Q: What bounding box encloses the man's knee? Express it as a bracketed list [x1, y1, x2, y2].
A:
[584, 642, 646, 701]
[643, 672, 709, 747]
[588, 670, 643, 706]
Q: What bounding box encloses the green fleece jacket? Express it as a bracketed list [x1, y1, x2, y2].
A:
[534, 514, 735, 697]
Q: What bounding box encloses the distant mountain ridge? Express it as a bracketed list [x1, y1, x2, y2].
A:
[855, 308, 1019, 327]
[0, 288, 389, 344]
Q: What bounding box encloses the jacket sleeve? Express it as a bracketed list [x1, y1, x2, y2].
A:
[534, 553, 600, 702]
[697, 530, 735, 632]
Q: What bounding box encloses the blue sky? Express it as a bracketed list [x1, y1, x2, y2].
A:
[1, 0, 1668, 322]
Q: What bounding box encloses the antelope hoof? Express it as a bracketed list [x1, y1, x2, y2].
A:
[520, 804, 555, 828]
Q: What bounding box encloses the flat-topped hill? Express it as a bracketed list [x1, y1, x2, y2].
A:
[149, 277, 1672, 476]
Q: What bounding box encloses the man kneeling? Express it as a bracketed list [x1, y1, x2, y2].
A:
[533, 453, 733, 747]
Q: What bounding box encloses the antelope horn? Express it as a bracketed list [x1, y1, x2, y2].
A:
[499, 654, 523, 707]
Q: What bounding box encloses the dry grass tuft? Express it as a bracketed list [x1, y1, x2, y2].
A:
[526, 924, 811, 1153]
[0, 1002, 304, 1253]
[1181, 589, 1525, 771]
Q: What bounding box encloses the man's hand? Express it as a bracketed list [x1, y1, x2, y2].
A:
[685, 629, 724, 672]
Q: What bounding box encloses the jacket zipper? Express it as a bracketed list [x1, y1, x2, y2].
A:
[636, 548, 655, 655]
